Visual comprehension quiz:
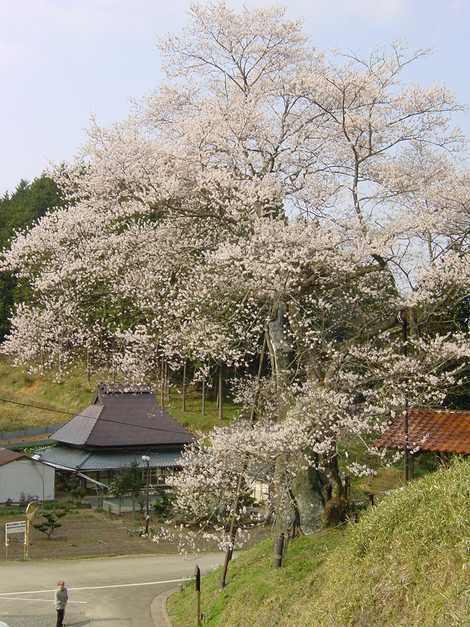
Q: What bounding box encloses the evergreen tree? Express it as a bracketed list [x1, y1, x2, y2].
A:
[0, 174, 62, 339]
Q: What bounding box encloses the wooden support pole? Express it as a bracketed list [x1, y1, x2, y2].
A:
[165, 361, 170, 405]
[182, 361, 187, 412]
[218, 363, 223, 421]
[195, 565, 202, 625]
[160, 357, 165, 408]
[344, 474, 351, 505]
[221, 545, 231, 590]
[201, 379, 206, 416]
[273, 533, 285, 568]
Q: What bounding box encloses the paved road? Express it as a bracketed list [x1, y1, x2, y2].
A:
[0, 553, 223, 627]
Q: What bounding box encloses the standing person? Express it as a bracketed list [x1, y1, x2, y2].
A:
[54, 580, 68, 627]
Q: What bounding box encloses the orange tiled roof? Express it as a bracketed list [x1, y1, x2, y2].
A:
[374, 409, 470, 454]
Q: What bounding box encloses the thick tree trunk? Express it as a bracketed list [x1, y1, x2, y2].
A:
[266, 302, 293, 543]
[267, 302, 328, 543]
[292, 466, 328, 533]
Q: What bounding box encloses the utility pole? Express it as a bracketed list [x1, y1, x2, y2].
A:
[401, 309, 411, 482]
[142, 455, 151, 534]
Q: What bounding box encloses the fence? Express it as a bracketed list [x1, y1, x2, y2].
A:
[0, 423, 66, 441]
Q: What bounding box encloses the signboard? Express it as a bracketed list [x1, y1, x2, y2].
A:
[5, 521, 26, 537]
[4, 521, 26, 560]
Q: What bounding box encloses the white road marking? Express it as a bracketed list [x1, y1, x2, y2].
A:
[0, 597, 88, 604]
[0, 576, 192, 597]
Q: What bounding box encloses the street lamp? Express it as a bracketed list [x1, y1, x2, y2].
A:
[32, 454, 45, 502]
[141, 455, 151, 534]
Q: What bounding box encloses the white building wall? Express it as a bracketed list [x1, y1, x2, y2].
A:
[252, 480, 269, 503]
[0, 458, 55, 502]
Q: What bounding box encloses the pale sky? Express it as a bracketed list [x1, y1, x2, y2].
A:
[0, 0, 469, 194]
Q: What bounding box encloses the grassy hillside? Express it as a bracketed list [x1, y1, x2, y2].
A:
[0, 360, 97, 431]
[168, 459, 470, 627]
[0, 359, 237, 432]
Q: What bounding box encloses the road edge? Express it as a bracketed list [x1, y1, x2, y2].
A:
[151, 587, 176, 627]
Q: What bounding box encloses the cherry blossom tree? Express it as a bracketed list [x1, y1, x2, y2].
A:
[2, 2, 470, 564]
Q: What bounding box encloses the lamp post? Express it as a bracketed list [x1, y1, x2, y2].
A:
[31, 454, 45, 502]
[142, 455, 151, 534]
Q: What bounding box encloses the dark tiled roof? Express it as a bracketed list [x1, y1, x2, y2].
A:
[52, 385, 193, 449]
[0, 447, 26, 467]
[51, 404, 101, 446]
[374, 409, 470, 454]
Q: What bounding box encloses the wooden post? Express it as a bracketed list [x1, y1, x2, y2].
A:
[182, 361, 187, 412]
[201, 379, 206, 416]
[160, 357, 165, 408]
[344, 474, 351, 504]
[86, 348, 91, 384]
[273, 533, 285, 568]
[218, 363, 224, 421]
[221, 546, 231, 589]
[165, 361, 170, 405]
[195, 565, 202, 626]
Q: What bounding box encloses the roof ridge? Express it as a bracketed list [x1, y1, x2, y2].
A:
[84, 403, 104, 445]
[98, 383, 152, 397]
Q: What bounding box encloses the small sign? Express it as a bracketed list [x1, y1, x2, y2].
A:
[5, 521, 26, 535]
[5, 521, 26, 547]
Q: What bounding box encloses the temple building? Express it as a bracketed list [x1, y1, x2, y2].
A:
[35, 383, 193, 487]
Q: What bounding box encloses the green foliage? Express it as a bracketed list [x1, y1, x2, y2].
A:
[152, 489, 174, 517]
[0, 175, 62, 340]
[168, 459, 470, 627]
[111, 462, 145, 498]
[33, 508, 68, 539]
[0, 505, 24, 516]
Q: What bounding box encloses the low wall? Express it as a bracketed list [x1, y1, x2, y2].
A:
[0, 423, 66, 441]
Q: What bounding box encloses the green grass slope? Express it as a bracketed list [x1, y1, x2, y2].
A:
[0, 359, 236, 432]
[168, 459, 470, 627]
[0, 360, 97, 431]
